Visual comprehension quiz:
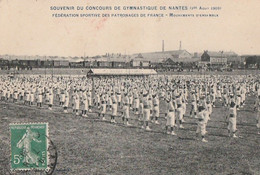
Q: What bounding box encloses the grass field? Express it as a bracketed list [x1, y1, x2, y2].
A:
[0, 93, 260, 175]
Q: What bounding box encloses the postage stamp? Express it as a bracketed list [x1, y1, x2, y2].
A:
[10, 123, 49, 171]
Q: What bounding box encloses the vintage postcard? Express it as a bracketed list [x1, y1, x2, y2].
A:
[0, 0, 259, 174]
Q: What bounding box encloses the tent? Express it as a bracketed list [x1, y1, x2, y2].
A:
[87, 68, 157, 76]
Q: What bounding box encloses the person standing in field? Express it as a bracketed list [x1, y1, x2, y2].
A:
[122, 92, 130, 126]
[20, 88, 25, 101]
[56, 87, 60, 101]
[117, 89, 122, 109]
[176, 94, 184, 129]
[7, 87, 11, 101]
[206, 96, 212, 121]
[82, 90, 89, 117]
[235, 88, 242, 110]
[196, 106, 208, 142]
[111, 92, 118, 123]
[181, 93, 187, 123]
[60, 90, 65, 107]
[73, 91, 80, 115]
[227, 101, 238, 138]
[93, 90, 100, 109]
[190, 91, 198, 118]
[142, 92, 151, 130]
[13, 89, 18, 103]
[241, 85, 246, 106]
[25, 90, 30, 105]
[9, 86, 13, 100]
[152, 93, 160, 124]
[148, 92, 153, 122]
[100, 93, 107, 121]
[133, 88, 139, 115]
[30, 90, 34, 106]
[165, 97, 176, 135]
[48, 90, 54, 110]
[129, 91, 133, 110]
[87, 89, 92, 112]
[64, 90, 70, 113]
[210, 87, 216, 108]
[37, 88, 43, 107]
[107, 92, 112, 112]
[222, 86, 229, 107]
[139, 91, 144, 122]
[1, 87, 6, 101]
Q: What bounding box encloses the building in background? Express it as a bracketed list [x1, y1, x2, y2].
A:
[200, 50, 243, 70]
[242, 55, 260, 69]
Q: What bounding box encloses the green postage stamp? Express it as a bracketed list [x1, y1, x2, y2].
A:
[10, 123, 49, 171]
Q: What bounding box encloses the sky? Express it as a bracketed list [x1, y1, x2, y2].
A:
[0, 0, 259, 57]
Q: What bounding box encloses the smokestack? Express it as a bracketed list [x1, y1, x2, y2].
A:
[162, 40, 164, 52]
[179, 41, 182, 50]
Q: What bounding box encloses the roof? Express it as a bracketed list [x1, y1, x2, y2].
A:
[84, 56, 130, 62]
[131, 53, 171, 63]
[88, 69, 157, 76]
[204, 51, 238, 58]
[131, 50, 192, 63]
[241, 55, 260, 58]
[165, 57, 200, 63]
[131, 58, 150, 62]
[0, 55, 70, 61]
[68, 57, 84, 62]
[162, 50, 192, 56]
